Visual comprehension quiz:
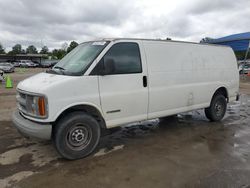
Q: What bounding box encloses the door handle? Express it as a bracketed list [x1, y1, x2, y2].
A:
[143, 76, 147, 87]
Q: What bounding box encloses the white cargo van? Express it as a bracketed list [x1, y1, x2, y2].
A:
[12, 38, 239, 159]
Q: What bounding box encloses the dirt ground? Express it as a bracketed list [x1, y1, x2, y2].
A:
[1, 68, 250, 188]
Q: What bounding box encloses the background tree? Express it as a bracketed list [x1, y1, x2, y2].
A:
[40, 46, 49, 54]
[21, 49, 26, 54]
[0, 43, 5, 54]
[67, 41, 78, 53]
[9, 44, 22, 54]
[50, 43, 68, 59]
[61, 42, 68, 51]
[234, 50, 250, 60]
[26, 45, 38, 54]
[51, 49, 66, 59]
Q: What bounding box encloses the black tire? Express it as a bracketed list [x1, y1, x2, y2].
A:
[53, 112, 101, 160]
[205, 94, 227, 122]
[239, 70, 243, 74]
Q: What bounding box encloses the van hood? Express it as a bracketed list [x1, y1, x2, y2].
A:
[17, 72, 77, 94]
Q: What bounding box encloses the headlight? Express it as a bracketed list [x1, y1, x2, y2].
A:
[26, 95, 48, 118]
[17, 91, 48, 119]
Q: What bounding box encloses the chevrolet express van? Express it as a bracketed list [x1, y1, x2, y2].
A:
[12, 38, 239, 159]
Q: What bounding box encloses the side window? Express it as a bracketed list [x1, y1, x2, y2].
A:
[103, 42, 142, 74]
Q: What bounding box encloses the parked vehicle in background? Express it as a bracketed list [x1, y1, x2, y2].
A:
[32, 61, 41, 67]
[40, 61, 52, 68]
[13, 38, 239, 160]
[50, 61, 58, 67]
[26, 61, 39, 68]
[0, 62, 15, 73]
[32, 61, 40, 65]
[239, 63, 250, 74]
[0, 70, 4, 82]
[19, 60, 29, 68]
[19, 60, 38, 68]
[11, 60, 21, 67]
[40, 60, 58, 68]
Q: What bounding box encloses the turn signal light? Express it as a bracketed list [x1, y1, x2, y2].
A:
[38, 97, 46, 116]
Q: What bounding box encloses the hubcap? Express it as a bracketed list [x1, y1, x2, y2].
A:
[72, 129, 85, 142]
[215, 101, 223, 116]
[66, 125, 92, 150]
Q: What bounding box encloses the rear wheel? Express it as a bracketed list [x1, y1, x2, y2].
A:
[205, 94, 227, 122]
[53, 112, 101, 160]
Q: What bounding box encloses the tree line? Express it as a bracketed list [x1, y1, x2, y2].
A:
[0, 41, 78, 59]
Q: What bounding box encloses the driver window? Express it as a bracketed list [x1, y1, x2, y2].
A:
[103, 42, 142, 74]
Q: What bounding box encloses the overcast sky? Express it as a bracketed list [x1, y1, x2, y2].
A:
[0, 0, 249, 50]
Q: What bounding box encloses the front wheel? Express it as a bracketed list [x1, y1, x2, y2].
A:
[53, 112, 101, 160]
[205, 94, 227, 122]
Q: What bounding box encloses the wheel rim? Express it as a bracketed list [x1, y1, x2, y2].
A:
[214, 100, 224, 117]
[66, 124, 92, 151]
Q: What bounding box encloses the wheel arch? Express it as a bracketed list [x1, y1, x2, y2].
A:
[53, 103, 106, 130]
[211, 86, 229, 103]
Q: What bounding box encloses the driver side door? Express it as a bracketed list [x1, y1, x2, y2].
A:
[94, 42, 149, 128]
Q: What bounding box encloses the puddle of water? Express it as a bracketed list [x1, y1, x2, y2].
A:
[94, 145, 124, 157]
[0, 171, 35, 188]
[0, 142, 58, 167]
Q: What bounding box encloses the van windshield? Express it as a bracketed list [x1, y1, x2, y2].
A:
[49, 41, 109, 76]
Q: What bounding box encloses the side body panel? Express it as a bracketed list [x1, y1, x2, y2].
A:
[142, 40, 239, 119]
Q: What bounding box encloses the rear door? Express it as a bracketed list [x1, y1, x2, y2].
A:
[97, 41, 148, 127]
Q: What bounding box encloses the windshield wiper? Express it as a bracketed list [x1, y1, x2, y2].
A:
[46, 69, 60, 74]
[53, 66, 66, 75]
[53, 66, 65, 70]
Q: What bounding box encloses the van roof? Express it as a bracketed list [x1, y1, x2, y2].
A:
[97, 38, 229, 48]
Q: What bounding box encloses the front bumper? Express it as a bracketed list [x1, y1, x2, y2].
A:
[12, 110, 52, 140]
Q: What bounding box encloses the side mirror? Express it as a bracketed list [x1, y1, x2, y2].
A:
[101, 58, 115, 75]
